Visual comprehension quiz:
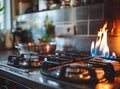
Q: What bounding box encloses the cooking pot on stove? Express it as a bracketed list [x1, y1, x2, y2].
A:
[15, 43, 39, 54]
[15, 42, 56, 54]
[39, 41, 56, 54]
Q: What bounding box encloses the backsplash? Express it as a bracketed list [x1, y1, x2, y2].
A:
[16, 3, 104, 35]
[14, 3, 105, 51]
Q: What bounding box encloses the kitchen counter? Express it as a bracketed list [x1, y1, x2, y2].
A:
[0, 50, 120, 89]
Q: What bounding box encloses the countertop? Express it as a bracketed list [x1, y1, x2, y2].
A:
[0, 49, 120, 89]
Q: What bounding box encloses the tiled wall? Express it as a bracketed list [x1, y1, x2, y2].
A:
[17, 3, 104, 35]
[15, 3, 105, 51]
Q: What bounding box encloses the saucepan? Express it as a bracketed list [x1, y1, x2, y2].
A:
[15, 42, 56, 54]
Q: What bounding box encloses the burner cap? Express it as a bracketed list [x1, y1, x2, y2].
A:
[64, 63, 91, 80]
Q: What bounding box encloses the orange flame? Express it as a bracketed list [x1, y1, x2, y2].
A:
[46, 45, 50, 53]
[111, 19, 120, 36]
[91, 22, 110, 57]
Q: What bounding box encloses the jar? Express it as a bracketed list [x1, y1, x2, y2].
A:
[60, 0, 71, 9]
[70, 0, 80, 7]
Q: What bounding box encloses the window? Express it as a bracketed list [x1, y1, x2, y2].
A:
[0, 0, 5, 29]
[0, 0, 11, 30]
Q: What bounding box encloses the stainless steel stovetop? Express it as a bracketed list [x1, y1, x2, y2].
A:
[0, 50, 120, 89]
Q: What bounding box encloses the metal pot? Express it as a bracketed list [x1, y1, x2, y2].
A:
[15, 43, 40, 54]
[15, 42, 56, 54]
[39, 42, 56, 54]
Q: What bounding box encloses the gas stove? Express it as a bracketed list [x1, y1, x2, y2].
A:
[6, 50, 90, 68]
[40, 50, 120, 83]
[0, 50, 120, 89]
[7, 50, 120, 82]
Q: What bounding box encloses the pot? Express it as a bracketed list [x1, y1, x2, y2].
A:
[40, 42, 56, 54]
[15, 42, 56, 54]
[107, 35, 120, 56]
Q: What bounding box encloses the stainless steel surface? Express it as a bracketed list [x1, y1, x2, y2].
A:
[0, 50, 120, 89]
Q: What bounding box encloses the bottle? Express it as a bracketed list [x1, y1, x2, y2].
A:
[40, 15, 55, 42]
[60, 0, 71, 9]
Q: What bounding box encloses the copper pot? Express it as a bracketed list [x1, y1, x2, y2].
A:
[40, 42, 56, 54]
[15, 42, 56, 54]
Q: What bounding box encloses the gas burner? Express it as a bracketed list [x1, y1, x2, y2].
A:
[7, 53, 44, 68]
[44, 53, 91, 65]
[55, 50, 90, 58]
[62, 63, 95, 80]
[40, 58, 116, 83]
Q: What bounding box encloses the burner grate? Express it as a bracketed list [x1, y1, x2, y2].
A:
[7, 53, 44, 68]
[41, 59, 115, 83]
[40, 50, 118, 83]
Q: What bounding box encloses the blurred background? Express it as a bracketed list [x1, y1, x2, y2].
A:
[0, 0, 119, 52]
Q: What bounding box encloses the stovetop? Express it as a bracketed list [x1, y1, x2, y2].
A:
[0, 50, 120, 89]
[40, 54, 120, 83]
[7, 53, 44, 68]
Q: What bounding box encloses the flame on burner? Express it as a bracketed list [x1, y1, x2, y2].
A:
[91, 41, 95, 56]
[111, 52, 117, 59]
[91, 22, 117, 59]
[91, 22, 117, 58]
[91, 22, 109, 58]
